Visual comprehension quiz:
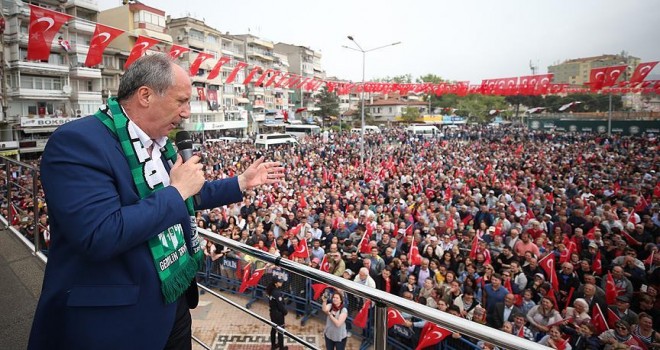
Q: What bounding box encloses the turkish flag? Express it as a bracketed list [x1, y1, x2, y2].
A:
[416, 322, 451, 350]
[387, 308, 407, 328]
[409, 243, 422, 266]
[238, 263, 251, 292]
[555, 338, 569, 350]
[124, 36, 159, 68]
[629, 61, 658, 85]
[207, 56, 231, 80]
[291, 238, 310, 260]
[225, 62, 248, 84]
[517, 324, 525, 338]
[359, 230, 372, 254]
[588, 67, 608, 91]
[26, 5, 72, 61]
[592, 303, 609, 334]
[84, 24, 124, 67]
[168, 44, 190, 59]
[621, 230, 642, 246]
[539, 253, 558, 291]
[607, 308, 621, 328]
[288, 223, 304, 239]
[243, 66, 262, 85]
[239, 267, 265, 293]
[189, 52, 214, 76]
[534, 74, 553, 94]
[353, 299, 371, 328]
[602, 65, 628, 88]
[319, 255, 330, 272]
[644, 251, 655, 266]
[605, 273, 617, 304]
[254, 69, 273, 86]
[592, 250, 602, 275]
[405, 224, 413, 236]
[546, 288, 559, 309]
[10, 203, 20, 226]
[311, 283, 329, 300]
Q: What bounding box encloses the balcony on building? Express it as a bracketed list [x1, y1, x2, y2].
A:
[65, 0, 100, 12]
[68, 18, 96, 34]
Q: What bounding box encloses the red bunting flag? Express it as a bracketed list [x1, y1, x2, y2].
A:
[84, 24, 124, 67]
[225, 62, 248, 84]
[125, 36, 159, 68]
[604, 272, 618, 304]
[189, 52, 214, 76]
[10, 203, 20, 226]
[469, 235, 479, 260]
[538, 253, 559, 291]
[416, 322, 451, 350]
[387, 308, 407, 328]
[168, 44, 190, 59]
[555, 338, 569, 350]
[592, 303, 609, 334]
[243, 66, 262, 85]
[621, 230, 642, 246]
[588, 67, 608, 91]
[353, 299, 371, 328]
[405, 224, 413, 236]
[602, 65, 628, 88]
[26, 5, 73, 61]
[207, 56, 231, 80]
[629, 61, 658, 85]
[238, 266, 265, 293]
[644, 250, 655, 266]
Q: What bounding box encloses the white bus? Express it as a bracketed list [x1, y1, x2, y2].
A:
[405, 125, 439, 138]
[350, 125, 382, 134]
[254, 133, 299, 149]
[285, 124, 321, 138]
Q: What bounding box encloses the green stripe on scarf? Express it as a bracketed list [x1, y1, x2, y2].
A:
[95, 97, 203, 304]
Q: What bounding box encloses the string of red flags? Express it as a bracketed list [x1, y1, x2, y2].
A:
[24, 6, 660, 96]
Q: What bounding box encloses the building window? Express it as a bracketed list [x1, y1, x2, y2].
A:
[189, 29, 204, 41]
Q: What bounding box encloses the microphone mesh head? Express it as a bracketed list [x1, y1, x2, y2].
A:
[175, 131, 193, 150]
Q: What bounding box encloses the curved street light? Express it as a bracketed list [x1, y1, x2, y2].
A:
[342, 36, 401, 170]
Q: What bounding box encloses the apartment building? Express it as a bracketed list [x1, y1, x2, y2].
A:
[0, 0, 103, 158]
[547, 53, 641, 86]
[273, 43, 326, 112]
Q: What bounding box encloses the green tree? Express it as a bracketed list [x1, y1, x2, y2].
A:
[456, 95, 508, 123]
[314, 86, 339, 119]
[354, 103, 372, 127]
[401, 106, 421, 123]
[416, 74, 444, 84]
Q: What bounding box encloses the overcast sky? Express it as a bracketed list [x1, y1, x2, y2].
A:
[98, 0, 660, 84]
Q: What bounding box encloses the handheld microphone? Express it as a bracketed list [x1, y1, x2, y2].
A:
[175, 131, 202, 207]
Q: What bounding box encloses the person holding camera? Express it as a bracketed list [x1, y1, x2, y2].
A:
[322, 290, 348, 350]
[267, 277, 288, 350]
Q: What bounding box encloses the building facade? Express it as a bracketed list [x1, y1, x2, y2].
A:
[547, 53, 641, 86]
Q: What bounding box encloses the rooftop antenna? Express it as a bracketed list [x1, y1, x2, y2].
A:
[529, 59, 538, 75]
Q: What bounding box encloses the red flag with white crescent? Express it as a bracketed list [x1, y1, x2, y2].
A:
[311, 283, 329, 300]
[225, 61, 248, 84]
[319, 255, 330, 272]
[238, 263, 252, 293]
[629, 61, 658, 85]
[291, 238, 310, 259]
[416, 322, 451, 350]
[85, 23, 124, 67]
[592, 250, 602, 275]
[592, 303, 609, 334]
[239, 267, 265, 293]
[353, 299, 371, 328]
[588, 67, 608, 91]
[538, 253, 558, 291]
[409, 243, 422, 266]
[189, 52, 214, 76]
[359, 230, 372, 254]
[603, 65, 628, 88]
[387, 308, 406, 328]
[26, 5, 72, 61]
[207, 56, 231, 80]
[168, 44, 190, 59]
[605, 272, 617, 304]
[125, 36, 159, 68]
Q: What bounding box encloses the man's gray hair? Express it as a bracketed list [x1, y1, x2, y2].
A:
[117, 54, 176, 102]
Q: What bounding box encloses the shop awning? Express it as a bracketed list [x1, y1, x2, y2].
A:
[22, 127, 58, 133]
[235, 97, 249, 103]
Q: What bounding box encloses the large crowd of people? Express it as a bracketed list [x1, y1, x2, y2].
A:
[4, 124, 660, 350]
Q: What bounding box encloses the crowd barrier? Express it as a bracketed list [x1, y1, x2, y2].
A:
[198, 254, 483, 350]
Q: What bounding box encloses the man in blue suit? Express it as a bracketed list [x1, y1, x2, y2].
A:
[28, 54, 283, 350]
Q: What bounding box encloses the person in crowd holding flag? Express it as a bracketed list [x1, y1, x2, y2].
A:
[487, 293, 521, 330]
[602, 265, 634, 301]
[539, 325, 572, 350]
[598, 320, 641, 350]
[526, 296, 562, 340]
[512, 313, 535, 341]
[322, 291, 348, 350]
[559, 323, 599, 350]
[562, 298, 591, 327]
[608, 295, 639, 327]
[267, 277, 288, 350]
[28, 54, 283, 350]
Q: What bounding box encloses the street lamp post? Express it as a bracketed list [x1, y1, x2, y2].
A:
[343, 36, 400, 170]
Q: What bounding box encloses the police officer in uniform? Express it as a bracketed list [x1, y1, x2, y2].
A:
[267, 276, 288, 350]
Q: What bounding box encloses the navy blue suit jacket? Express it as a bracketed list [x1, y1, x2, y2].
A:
[28, 116, 243, 350]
